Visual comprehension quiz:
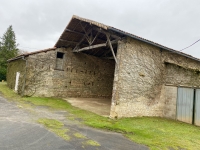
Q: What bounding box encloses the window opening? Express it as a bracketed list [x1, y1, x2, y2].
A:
[57, 52, 64, 59]
[55, 52, 64, 70]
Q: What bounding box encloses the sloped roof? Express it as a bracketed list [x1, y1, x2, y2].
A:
[7, 47, 56, 62]
[55, 15, 200, 62]
[8, 15, 200, 62]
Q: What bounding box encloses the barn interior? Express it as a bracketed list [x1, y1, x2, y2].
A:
[54, 16, 125, 116]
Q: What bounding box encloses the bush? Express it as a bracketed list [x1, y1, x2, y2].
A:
[0, 67, 7, 81]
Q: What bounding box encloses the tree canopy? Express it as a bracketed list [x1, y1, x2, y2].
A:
[0, 25, 19, 80]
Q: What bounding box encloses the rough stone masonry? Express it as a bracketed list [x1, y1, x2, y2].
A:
[110, 37, 200, 118]
[7, 38, 200, 119]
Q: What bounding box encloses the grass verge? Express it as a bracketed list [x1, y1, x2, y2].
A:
[0, 82, 200, 150]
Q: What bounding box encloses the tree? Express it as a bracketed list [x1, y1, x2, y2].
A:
[0, 25, 19, 81]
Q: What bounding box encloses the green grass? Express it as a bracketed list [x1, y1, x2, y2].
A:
[83, 140, 100, 146]
[0, 82, 200, 150]
[73, 133, 86, 139]
[37, 118, 70, 140]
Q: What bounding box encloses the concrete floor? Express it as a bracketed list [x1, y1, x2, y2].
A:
[65, 98, 111, 116]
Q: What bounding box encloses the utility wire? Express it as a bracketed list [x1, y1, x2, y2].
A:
[180, 39, 200, 51]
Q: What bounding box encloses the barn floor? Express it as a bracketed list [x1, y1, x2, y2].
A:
[65, 98, 111, 117]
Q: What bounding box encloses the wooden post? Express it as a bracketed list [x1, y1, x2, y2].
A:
[106, 34, 118, 64]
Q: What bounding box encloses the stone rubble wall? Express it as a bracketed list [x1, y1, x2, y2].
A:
[7, 59, 26, 94]
[163, 86, 177, 119]
[8, 36, 200, 119]
[24, 48, 115, 98]
[110, 37, 200, 118]
[24, 49, 56, 97]
[165, 63, 200, 87]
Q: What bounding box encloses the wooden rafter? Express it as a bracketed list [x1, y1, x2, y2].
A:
[73, 40, 118, 52]
[72, 20, 81, 31]
[93, 27, 121, 40]
[73, 28, 93, 51]
[80, 22, 92, 44]
[65, 29, 84, 35]
[91, 31, 99, 45]
[59, 39, 78, 44]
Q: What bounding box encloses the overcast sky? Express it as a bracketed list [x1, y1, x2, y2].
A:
[1, 0, 200, 57]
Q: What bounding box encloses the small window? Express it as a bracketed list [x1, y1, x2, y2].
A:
[57, 52, 64, 59]
[55, 52, 65, 70]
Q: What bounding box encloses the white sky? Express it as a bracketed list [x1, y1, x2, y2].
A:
[1, 0, 200, 57]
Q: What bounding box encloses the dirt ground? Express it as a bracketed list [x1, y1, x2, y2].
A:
[65, 98, 111, 116]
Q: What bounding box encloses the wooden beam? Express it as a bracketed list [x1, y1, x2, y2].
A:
[59, 39, 78, 44]
[91, 31, 99, 45]
[106, 34, 118, 64]
[93, 27, 121, 40]
[80, 22, 92, 44]
[73, 40, 118, 52]
[65, 29, 84, 35]
[73, 43, 106, 52]
[73, 28, 93, 51]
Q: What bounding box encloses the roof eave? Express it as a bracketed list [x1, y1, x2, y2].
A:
[108, 27, 200, 62]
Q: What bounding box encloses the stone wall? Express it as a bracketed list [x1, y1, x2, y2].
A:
[110, 37, 200, 118]
[165, 63, 200, 87]
[7, 59, 26, 94]
[163, 86, 177, 119]
[24, 49, 56, 96]
[24, 48, 115, 98]
[8, 36, 200, 119]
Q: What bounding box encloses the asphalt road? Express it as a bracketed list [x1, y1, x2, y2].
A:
[0, 96, 148, 150]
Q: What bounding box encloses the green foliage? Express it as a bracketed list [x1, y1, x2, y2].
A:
[0, 25, 19, 80]
[0, 67, 6, 81]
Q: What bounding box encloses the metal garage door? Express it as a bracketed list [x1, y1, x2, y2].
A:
[177, 87, 194, 124]
[195, 89, 200, 126]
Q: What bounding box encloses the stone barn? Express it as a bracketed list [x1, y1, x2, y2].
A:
[7, 15, 200, 125]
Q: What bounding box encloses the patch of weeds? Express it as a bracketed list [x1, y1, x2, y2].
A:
[73, 132, 86, 139]
[38, 118, 70, 141]
[83, 140, 100, 146]
[66, 115, 75, 121]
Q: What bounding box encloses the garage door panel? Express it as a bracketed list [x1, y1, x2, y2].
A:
[177, 87, 194, 124]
